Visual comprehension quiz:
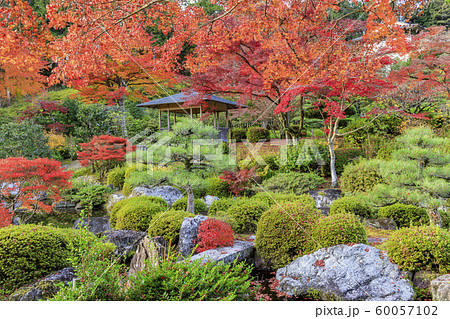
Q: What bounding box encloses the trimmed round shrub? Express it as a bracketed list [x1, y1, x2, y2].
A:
[246, 126, 270, 143]
[206, 177, 231, 198]
[148, 210, 194, 247]
[260, 172, 325, 195]
[107, 166, 126, 189]
[116, 201, 166, 232]
[384, 226, 450, 273]
[230, 128, 247, 142]
[378, 203, 429, 228]
[0, 224, 94, 295]
[255, 198, 322, 269]
[195, 218, 234, 253]
[251, 192, 315, 207]
[311, 213, 367, 248]
[208, 198, 240, 216]
[110, 196, 168, 229]
[225, 199, 269, 233]
[330, 196, 373, 219]
[72, 184, 112, 207]
[171, 197, 207, 213]
[340, 160, 383, 194]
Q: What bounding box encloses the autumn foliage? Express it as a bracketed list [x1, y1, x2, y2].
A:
[195, 218, 234, 253]
[0, 157, 73, 224]
[0, 204, 12, 228]
[219, 168, 256, 195]
[78, 135, 136, 180]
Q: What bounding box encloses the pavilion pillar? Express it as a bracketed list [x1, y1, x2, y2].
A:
[190, 107, 193, 119]
[158, 110, 162, 130]
[226, 109, 229, 128]
[213, 111, 217, 128]
[167, 110, 170, 130]
[174, 113, 177, 124]
[199, 106, 202, 119]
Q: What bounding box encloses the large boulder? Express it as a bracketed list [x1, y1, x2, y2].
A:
[189, 240, 255, 265]
[128, 236, 168, 276]
[276, 244, 414, 301]
[307, 189, 341, 215]
[73, 217, 110, 234]
[178, 215, 208, 257]
[431, 274, 450, 301]
[6, 267, 76, 301]
[102, 229, 147, 258]
[203, 195, 219, 210]
[363, 218, 397, 230]
[106, 193, 126, 212]
[131, 185, 183, 207]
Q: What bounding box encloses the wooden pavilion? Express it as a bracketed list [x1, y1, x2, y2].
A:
[136, 91, 241, 141]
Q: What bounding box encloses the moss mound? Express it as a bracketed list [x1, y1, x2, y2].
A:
[378, 203, 429, 228]
[330, 196, 372, 219]
[110, 196, 168, 228]
[148, 210, 194, 247]
[225, 199, 269, 233]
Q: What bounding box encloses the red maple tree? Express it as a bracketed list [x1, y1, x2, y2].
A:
[21, 100, 71, 133]
[195, 218, 234, 253]
[78, 135, 136, 180]
[219, 168, 256, 195]
[0, 157, 73, 224]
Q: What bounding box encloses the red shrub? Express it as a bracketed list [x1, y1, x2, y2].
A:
[0, 204, 12, 228]
[219, 168, 255, 195]
[195, 219, 234, 253]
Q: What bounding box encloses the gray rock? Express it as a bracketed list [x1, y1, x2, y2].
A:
[307, 189, 341, 215]
[431, 274, 450, 301]
[6, 267, 76, 301]
[189, 240, 255, 265]
[73, 217, 110, 234]
[102, 229, 147, 257]
[203, 195, 219, 209]
[178, 215, 208, 257]
[106, 193, 126, 212]
[131, 185, 183, 207]
[412, 270, 438, 290]
[364, 218, 397, 230]
[53, 201, 77, 214]
[128, 236, 168, 276]
[276, 244, 414, 301]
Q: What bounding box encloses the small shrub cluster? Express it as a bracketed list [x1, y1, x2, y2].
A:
[225, 200, 269, 233]
[230, 128, 247, 142]
[107, 166, 126, 189]
[384, 226, 450, 273]
[251, 192, 314, 207]
[71, 184, 112, 208]
[116, 202, 167, 232]
[276, 140, 329, 174]
[148, 210, 194, 247]
[0, 224, 93, 295]
[340, 160, 383, 194]
[208, 198, 239, 216]
[206, 177, 231, 198]
[378, 203, 429, 228]
[171, 197, 207, 213]
[195, 218, 234, 253]
[330, 196, 373, 219]
[261, 172, 325, 195]
[311, 213, 367, 248]
[110, 196, 168, 230]
[246, 127, 270, 143]
[255, 197, 321, 269]
[122, 182, 134, 196]
[332, 148, 365, 175]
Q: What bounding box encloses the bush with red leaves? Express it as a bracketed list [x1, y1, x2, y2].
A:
[195, 218, 234, 253]
[0, 204, 12, 228]
[219, 168, 255, 195]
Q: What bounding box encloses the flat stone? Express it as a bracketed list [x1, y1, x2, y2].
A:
[307, 189, 341, 215]
[364, 218, 397, 230]
[276, 243, 414, 301]
[431, 274, 450, 301]
[131, 185, 183, 207]
[102, 229, 147, 258]
[53, 201, 77, 214]
[73, 217, 110, 234]
[189, 240, 255, 265]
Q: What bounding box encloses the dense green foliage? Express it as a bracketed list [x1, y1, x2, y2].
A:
[254, 196, 321, 269]
[378, 203, 429, 228]
[107, 166, 127, 189]
[115, 201, 167, 232]
[230, 127, 247, 142]
[0, 224, 93, 295]
[260, 172, 325, 195]
[276, 140, 329, 173]
[148, 210, 194, 247]
[208, 197, 240, 215]
[330, 196, 373, 219]
[340, 160, 384, 194]
[71, 184, 112, 208]
[251, 191, 314, 207]
[225, 199, 269, 233]
[384, 226, 450, 273]
[246, 126, 270, 143]
[171, 197, 208, 213]
[206, 177, 231, 197]
[311, 213, 367, 248]
[0, 121, 51, 159]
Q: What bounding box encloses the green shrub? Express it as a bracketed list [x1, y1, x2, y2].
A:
[171, 197, 207, 213]
[378, 203, 429, 228]
[107, 166, 126, 189]
[72, 184, 112, 208]
[255, 197, 321, 269]
[124, 164, 148, 179]
[276, 140, 329, 173]
[116, 201, 167, 232]
[311, 213, 367, 248]
[0, 224, 93, 295]
[251, 192, 315, 207]
[122, 182, 133, 197]
[384, 226, 450, 273]
[208, 198, 240, 216]
[441, 210, 450, 229]
[206, 177, 231, 197]
[230, 128, 247, 142]
[332, 148, 365, 175]
[330, 196, 373, 219]
[246, 126, 270, 143]
[110, 196, 168, 229]
[125, 255, 254, 301]
[340, 160, 383, 194]
[148, 210, 194, 247]
[225, 199, 269, 233]
[261, 172, 325, 195]
[71, 167, 92, 179]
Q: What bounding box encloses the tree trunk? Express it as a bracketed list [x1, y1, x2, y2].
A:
[118, 94, 128, 139]
[427, 208, 443, 228]
[185, 183, 195, 214]
[329, 141, 338, 188]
